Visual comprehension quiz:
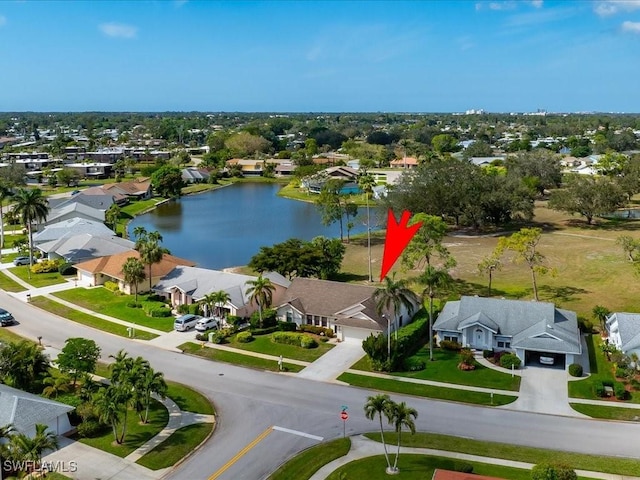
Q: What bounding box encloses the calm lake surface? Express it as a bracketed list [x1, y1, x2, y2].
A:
[129, 183, 378, 269]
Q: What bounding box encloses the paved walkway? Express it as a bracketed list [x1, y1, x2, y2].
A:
[309, 435, 640, 480]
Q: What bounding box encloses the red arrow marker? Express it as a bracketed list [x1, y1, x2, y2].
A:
[379, 209, 422, 281]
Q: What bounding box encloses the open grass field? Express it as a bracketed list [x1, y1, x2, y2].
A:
[340, 201, 640, 320]
[9, 266, 69, 288]
[227, 332, 334, 362]
[53, 287, 174, 331]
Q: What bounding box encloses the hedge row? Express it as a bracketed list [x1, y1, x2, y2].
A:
[272, 332, 318, 349]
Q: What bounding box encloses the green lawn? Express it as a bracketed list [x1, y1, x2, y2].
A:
[352, 348, 520, 391]
[179, 342, 304, 372]
[268, 438, 351, 480]
[227, 333, 334, 362]
[53, 287, 175, 332]
[570, 403, 640, 421]
[79, 398, 169, 457]
[326, 455, 533, 480]
[9, 266, 68, 287]
[0, 325, 29, 344]
[0, 271, 26, 292]
[365, 432, 640, 477]
[30, 296, 158, 340]
[120, 198, 166, 218]
[166, 381, 215, 415]
[136, 423, 214, 470]
[568, 334, 640, 404]
[337, 372, 516, 406]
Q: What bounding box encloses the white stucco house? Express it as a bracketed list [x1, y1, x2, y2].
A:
[275, 277, 417, 343]
[433, 296, 582, 368]
[606, 312, 640, 358]
[0, 384, 73, 437]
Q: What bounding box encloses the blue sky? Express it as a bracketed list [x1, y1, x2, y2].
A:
[1, 0, 639, 112]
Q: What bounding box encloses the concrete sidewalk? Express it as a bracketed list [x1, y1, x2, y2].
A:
[309, 435, 640, 480]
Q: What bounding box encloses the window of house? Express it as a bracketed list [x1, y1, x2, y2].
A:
[321, 316, 327, 327]
[505, 342, 511, 348]
[497, 341, 505, 348]
[306, 315, 313, 325]
[444, 335, 457, 342]
[286, 312, 293, 322]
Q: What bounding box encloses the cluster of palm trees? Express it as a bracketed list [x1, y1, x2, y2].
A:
[91, 350, 167, 445]
[120, 227, 169, 303]
[198, 290, 231, 319]
[245, 274, 275, 328]
[0, 424, 59, 477]
[364, 394, 418, 475]
[0, 340, 50, 393]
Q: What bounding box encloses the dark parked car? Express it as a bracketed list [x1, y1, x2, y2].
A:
[13, 256, 30, 266]
[0, 308, 15, 326]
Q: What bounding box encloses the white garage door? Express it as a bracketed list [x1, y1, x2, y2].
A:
[341, 327, 376, 343]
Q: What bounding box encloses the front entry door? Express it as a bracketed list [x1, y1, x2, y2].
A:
[475, 329, 483, 348]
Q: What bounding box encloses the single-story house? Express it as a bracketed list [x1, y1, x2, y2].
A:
[153, 267, 290, 318]
[102, 178, 152, 201]
[33, 217, 115, 245]
[275, 277, 416, 343]
[225, 158, 266, 176]
[36, 233, 135, 264]
[0, 384, 73, 437]
[606, 312, 640, 358]
[182, 167, 210, 183]
[64, 162, 113, 179]
[44, 202, 105, 226]
[433, 296, 582, 368]
[390, 156, 419, 168]
[74, 250, 195, 294]
[432, 469, 506, 480]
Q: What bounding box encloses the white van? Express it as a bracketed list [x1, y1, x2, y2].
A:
[174, 314, 202, 332]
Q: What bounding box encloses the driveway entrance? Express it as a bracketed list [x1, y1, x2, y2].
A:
[297, 341, 365, 382]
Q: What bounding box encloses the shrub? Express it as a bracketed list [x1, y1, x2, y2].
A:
[615, 366, 628, 378]
[299, 324, 334, 338]
[482, 349, 494, 359]
[77, 420, 103, 438]
[236, 331, 253, 343]
[614, 382, 628, 400]
[439, 340, 461, 351]
[252, 326, 278, 336]
[30, 259, 60, 274]
[403, 356, 426, 372]
[568, 363, 583, 377]
[594, 380, 605, 397]
[103, 281, 120, 292]
[176, 304, 189, 314]
[531, 463, 577, 480]
[146, 294, 163, 302]
[631, 379, 640, 391]
[148, 308, 172, 318]
[58, 262, 77, 275]
[127, 301, 142, 309]
[300, 336, 318, 349]
[493, 350, 509, 364]
[272, 332, 302, 346]
[277, 321, 297, 332]
[195, 333, 207, 342]
[250, 308, 277, 328]
[459, 348, 475, 368]
[499, 353, 521, 369]
[187, 304, 201, 315]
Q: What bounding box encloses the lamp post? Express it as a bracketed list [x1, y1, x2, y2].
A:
[383, 314, 391, 363]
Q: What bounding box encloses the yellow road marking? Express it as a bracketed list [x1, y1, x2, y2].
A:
[208, 426, 273, 480]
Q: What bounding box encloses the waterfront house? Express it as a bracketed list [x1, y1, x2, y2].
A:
[606, 312, 640, 358]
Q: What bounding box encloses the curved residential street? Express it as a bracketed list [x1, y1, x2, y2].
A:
[2, 290, 640, 480]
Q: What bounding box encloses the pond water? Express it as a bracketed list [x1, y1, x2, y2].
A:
[128, 183, 379, 269]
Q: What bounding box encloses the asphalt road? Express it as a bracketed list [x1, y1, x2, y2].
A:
[3, 290, 640, 480]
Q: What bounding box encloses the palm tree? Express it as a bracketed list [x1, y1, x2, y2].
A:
[245, 275, 275, 328]
[0, 340, 50, 392]
[386, 401, 418, 474]
[122, 257, 146, 303]
[42, 370, 72, 398]
[94, 386, 123, 443]
[420, 265, 452, 362]
[9, 424, 59, 466]
[136, 230, 165, 292]
[139, 367, 167, 423]
[357, 173, 376, 283]
[0, 182, 13, 262]
[364, 394, 392, 471]
[0, 424, 15, 476]
[592, 305, 611, 333]
[12, 188, 50, 275]
[200, 290, 231, 318]
[373, 275, 419, 364]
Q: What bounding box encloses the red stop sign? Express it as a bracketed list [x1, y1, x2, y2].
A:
[341, 411, 348, 421]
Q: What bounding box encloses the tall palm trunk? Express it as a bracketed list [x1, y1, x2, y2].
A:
[366, 194, 372, 282]
[488, 268, 493, 297]
[530, 267, 539, 301]
[27, 222, 33, 279]
[0, 208, 4, 262]
[378, 413, 391, 469]
[428, 291, 434, 361]
[393, 429, 402, 471]
[119, 409, 128, 444]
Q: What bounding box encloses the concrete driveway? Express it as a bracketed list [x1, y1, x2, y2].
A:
[297, 340, 365, 382]
[500, 365, 587, 417]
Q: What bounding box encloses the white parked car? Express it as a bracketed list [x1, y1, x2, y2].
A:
[174, 314, 202, 332]
[539, 356, 555, 365]
[195, 317, 219, 332]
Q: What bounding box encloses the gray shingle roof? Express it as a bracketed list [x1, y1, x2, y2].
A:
[434, 296, 581, 354]
[34, 217, 114, 244]
[0, 384, 73, 435]
[37, 234, 135, 263]
[46, 202, 105, 224]
[608, 313, 640, 352]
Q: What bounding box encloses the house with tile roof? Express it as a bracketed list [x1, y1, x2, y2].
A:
[432, 470, 506, 480]
[433, 296, 582, 368]
[74, 250, 195, 294]
[102, 178, 152, 200]
[275, 277, 417, 343]
[390, 156, 419, 168]
[0, 384, 73, 437]
[606, 312, 640, 358]
[153, 267, 290, 318]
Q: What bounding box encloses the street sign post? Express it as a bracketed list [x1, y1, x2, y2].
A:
[340, 408, 349, 437]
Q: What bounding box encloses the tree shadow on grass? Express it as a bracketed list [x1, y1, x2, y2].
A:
[448, 279, 530, 300]
[538, 284, 589, 303]
[331, 272, 369, 283]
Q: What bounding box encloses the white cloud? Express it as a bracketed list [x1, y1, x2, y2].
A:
[622, 20, 640, 32]
[99, 22, 137, 39]
[476, 1, 543, 11]
[594, 0, 640, 16]
[529, 0, 544, 7]
[0, 15, 6, 27]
